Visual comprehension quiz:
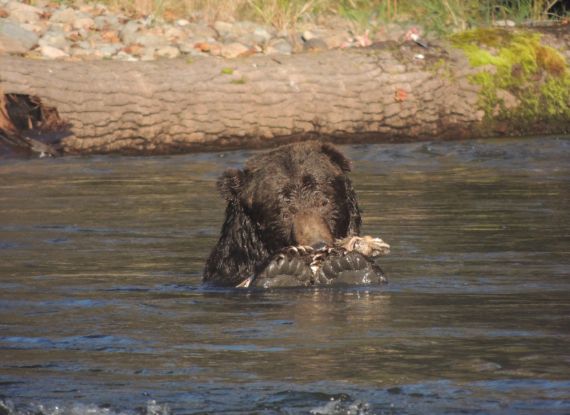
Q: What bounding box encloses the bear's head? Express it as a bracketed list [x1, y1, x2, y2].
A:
[218, 142, 361, 252]
[204, 142, 362, 286]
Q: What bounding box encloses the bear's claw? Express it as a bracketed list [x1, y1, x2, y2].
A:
[236, 276, 254, 288]
[336, 236, 390, 257]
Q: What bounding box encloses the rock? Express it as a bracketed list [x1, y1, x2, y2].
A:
[179, 38, 202, 54]
[0, 19, 38, 53]
[377, 23, 406, 42]
[5, 1, 41, 23]
[39, 30, 69, 51]
[303, 38, 328, 51]
[494, 19, 516, 27]
[78, 3, 108, 15]
[253, 27, 272, 44]
[320, 30, 350, 49]
[182, 47, 208, 57]
[136, 32, 168, 48]
[233, 33, 255, 47]
[70, 46, 95, 59]
[301, 30, 318, 42]
[187, 22, 217, 39]
[0, 1, 423, 61]
[49, 7, 77, 25]
[20, 22, 47, 36]
[122, 42, 144, 56]
[233, 21, 258, 34]
[155, 45, 180, 58]
[75, 40, 90, 50]
[236, 32, 271, 48]
[120, 20, 142, 44]
[72, 16, 95, 30]
[214, 20, 233, 37]
[178, 40, 196, 53]
[302, 28, 342, 47]
[208, 43, 222, 56]
[227, 22, 274, 46]
[100, 30, 121, 43]
[163, 26, 185, 43]
[116, 50, 137, 61]
[288, 33, 305, 53]
[186, 38, 210, 50]
[40, 44, 67, 59]
[94, 15, 120, 31]
[265, 38, 292, 55]
[220, 42, 249, 58]
[96, 43, 121, 58]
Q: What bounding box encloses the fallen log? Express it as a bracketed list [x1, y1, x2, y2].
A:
[1, 27, 569, 155]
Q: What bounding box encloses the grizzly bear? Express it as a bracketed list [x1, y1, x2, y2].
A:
[203, 141, 362, 287]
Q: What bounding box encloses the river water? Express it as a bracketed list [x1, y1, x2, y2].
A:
[0, 137, 569, 415]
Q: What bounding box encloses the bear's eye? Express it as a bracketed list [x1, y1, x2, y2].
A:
[321, 198, 329, 207]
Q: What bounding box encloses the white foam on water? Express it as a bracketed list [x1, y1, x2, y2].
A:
[310, 398, 371, 415]
[0, 400, 170, 415]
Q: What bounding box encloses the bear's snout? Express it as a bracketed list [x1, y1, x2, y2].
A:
[291, 212, 333, 248]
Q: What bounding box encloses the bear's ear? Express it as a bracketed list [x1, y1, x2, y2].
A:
[321, 143, 351, 172]
[217, 168, 246, 201]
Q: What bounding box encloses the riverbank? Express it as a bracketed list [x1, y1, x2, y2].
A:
[1, 1, 570, 156]
[0, 0, 421, 61]
[1, 0, 567, 62]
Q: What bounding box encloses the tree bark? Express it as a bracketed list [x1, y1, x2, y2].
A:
[1, 28, 569, 155]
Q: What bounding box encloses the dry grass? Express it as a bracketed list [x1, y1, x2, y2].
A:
[65, 0, 569, 32]
[246, 0, 324, 30]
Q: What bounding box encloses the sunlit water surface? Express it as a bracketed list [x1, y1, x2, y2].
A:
[0, 137, 569, 414]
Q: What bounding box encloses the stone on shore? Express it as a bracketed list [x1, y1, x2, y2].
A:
[5, 1, 42, 24]
[120, 20, 143, 45]
[0, 0, 424, 61]
[49, 7, 77, 25]
[265, 38, 292, 55]
[221, 42, 250, 59]
[72, 16, 95, 30]
[38, 30, 69, 51]
[0, 19, 38, 53]
[39, 44, 67, 59]
[155, 45, 180, 58]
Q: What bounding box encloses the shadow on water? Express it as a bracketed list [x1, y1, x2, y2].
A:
[0, 137, 569, 414]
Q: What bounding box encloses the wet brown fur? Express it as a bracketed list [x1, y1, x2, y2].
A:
[203, 141, 361, 286]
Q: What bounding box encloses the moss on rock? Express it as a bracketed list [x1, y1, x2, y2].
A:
[450, 28, 570, 126]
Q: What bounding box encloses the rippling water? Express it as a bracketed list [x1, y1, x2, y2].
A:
[1, 137, 569, 414]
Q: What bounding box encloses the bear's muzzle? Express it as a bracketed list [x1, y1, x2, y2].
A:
[291, 212, 333, 248]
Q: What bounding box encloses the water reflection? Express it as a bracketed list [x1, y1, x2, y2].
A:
[0, 137, 569, 414]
